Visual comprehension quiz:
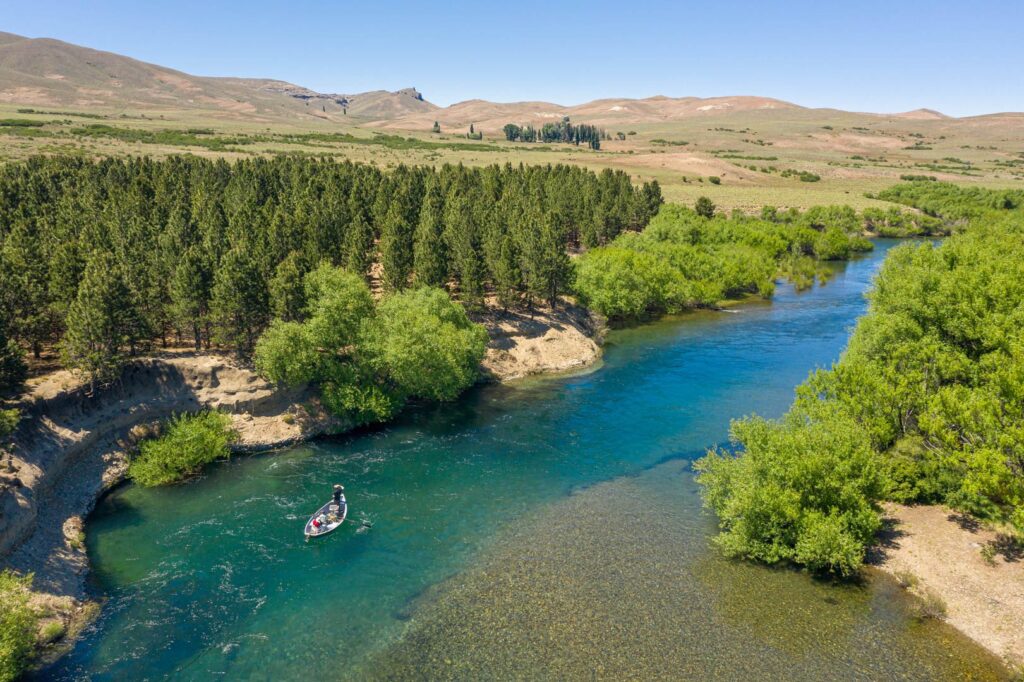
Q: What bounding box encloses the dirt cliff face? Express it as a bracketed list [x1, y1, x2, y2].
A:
[0, 353, 339, 600]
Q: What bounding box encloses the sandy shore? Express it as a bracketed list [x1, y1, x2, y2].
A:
[872, 503, 1024, 668]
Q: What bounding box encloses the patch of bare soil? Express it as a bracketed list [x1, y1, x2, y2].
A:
[871, 503, 1024, 667]
[474, 298, 605, 381]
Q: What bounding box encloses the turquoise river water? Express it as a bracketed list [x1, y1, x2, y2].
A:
[44, 239, 1009, 680]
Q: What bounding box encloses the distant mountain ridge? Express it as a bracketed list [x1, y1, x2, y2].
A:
[370, 94, 809, 132]
[2, 31, 1012, 129]
[0, 31, 435, 121]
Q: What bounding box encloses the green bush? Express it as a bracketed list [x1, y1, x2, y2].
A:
[253, 321, 320, 387]
[39, 620, 65, 644]
[0, 409, 18, 441]
[697, 183, 1024, 576]
[573, 247, 679, 320]
[695, 403, 884, 577]
[0, 119, 45, 128]
[255, 265, 488, 426]
[128, 412, 237, 486]
[361, 287, 488, 402]
[573, 201, 870, 322]
[0, 570, 37, 682]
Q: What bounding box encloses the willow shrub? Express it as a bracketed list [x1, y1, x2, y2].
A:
[697, 185, 1024, 577]
[361, 287, 488, 403]
[573, 203, 870, 323]
[0, 570, 37, 682]
[255, 264, 488, 427]
[695, 403, 885, 577]
[129, 412, 237, 486]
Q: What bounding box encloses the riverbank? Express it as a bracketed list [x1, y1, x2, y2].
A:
[1, 353, 341, 664]
[0, 300, 605, 667]
[474, 299, 605, 381]
[872, 503, 1024, 669]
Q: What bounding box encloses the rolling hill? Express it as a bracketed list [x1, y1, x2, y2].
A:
[0, 31, 436, 121]
[370, 95, 808, 133]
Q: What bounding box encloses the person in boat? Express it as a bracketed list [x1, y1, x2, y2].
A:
[332, 484, 344, 510]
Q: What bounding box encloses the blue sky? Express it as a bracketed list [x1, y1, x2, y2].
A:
[4, 1, 1022, 116]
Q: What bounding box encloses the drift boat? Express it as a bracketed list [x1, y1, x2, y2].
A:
[304, 487, 347, 540]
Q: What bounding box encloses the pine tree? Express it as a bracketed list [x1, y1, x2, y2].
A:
[413, 180, 447, 287]
[695, 196, 716, 219]
[210, 247, 269, 354]
[0, 310, 26, 394]
[379, 204, 413, 291]
[535, 212, 571, 307]
[47, 240, 84, 322]
[518, 207, 569, 308]
[0, 222, 53, 358]
[344, 213, 374, 280]
[491, 232, 521, 310]
[269, 251, 307, 322]
[443, 191, 484, 306]
[641, 180, 664, 223]
[169, 246, 211, 350]
[60, 252, 138, 388]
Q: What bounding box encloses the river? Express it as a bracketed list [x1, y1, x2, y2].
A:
[44, 239, 1008, 680]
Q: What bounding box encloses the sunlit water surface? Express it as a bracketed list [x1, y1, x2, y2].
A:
[45, 240, 1007, 680]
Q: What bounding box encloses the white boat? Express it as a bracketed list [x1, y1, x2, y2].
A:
[304, 492, 347, 540]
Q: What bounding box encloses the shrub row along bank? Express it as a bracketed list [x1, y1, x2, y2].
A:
[573, 202, 874, 321]
[0, 156, 661, 389]
[695, 182, 1024, 576]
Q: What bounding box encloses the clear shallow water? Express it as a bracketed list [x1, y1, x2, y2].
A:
[44, 240, 1006, 680]
[367, 460, 1003, 680]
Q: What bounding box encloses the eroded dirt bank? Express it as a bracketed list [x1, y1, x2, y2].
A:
[475, 299, 605, 381]
[0, 354, 340, 649]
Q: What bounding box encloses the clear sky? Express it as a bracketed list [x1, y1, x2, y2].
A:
[4, 0, 1022, 117]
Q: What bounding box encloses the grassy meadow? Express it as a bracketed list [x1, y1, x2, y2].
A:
[2, 103, 1022, 212]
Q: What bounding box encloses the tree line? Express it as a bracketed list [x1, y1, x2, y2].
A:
[0, 155, 661, 388]
[696, 182, 1024, 576]
[573, 201, 875, 321]
[502, 117, 606, 150]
